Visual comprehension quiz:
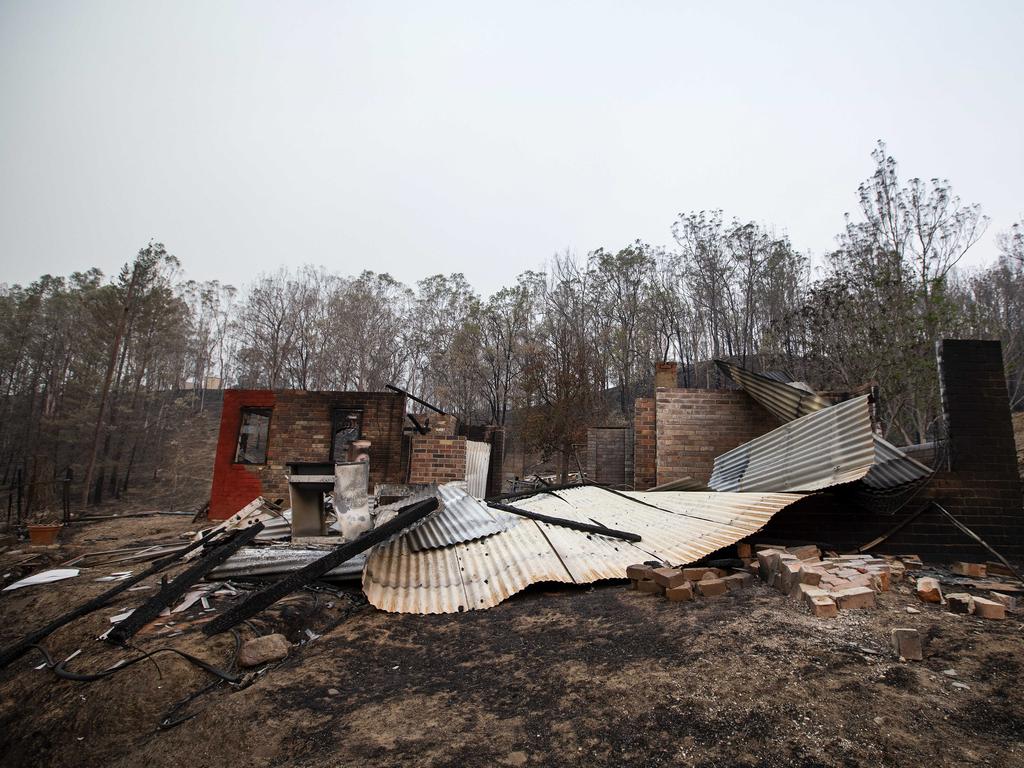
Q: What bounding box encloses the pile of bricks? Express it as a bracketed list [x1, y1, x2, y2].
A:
[915, 570, 1014, 620]
[626, 563, 754, 603]
[752, 545, 893, 618]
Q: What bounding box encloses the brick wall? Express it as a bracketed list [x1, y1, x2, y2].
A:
[633, 398, 657, 490]
[655, 389, 779, 486]
[586, 427, 633, 489]
[408, 435, 467, 484]
[209, 389, 407, 519]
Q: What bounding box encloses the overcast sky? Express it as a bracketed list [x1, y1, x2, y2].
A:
[1, 1, 1022, 294]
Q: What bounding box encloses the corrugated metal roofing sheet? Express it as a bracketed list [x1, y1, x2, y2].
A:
[465, 441, 491, 498]
[363, 485, 805, 614]
[864, 435, 933, 490]
[210, 546, 367, 581]
[403, 484, 513, 552]
[715, 360, 833, 421]
[647, 476, 710, 491]
[709, 395, 877, 492]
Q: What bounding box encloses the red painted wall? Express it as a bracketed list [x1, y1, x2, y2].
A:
[208, 389, 408, 520]
[209, 390, 276, 519]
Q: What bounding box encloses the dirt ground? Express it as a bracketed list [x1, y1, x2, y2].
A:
[1, 515, 1022, 768]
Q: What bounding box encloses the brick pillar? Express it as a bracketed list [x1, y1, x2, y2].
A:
[930, 339, 1024, 560]
[938, 339, 1019, 477]
[633, 398, 657, 490]
[484, 426, 505, 497]
[655, 362, 678, 389]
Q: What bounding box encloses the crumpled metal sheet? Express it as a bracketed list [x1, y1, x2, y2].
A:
[715, 360, 833, 422]
[716, 360, 933, 494]
[362, 485, 805, 614]
[403, 484, 513, 552]
[863, 435, 933, 490]
[709, 395, 877, 492]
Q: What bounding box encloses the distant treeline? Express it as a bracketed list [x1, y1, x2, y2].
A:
[1, 141, 1022, 509]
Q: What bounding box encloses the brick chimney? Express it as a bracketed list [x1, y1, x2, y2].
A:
[655, 362, 678, 389]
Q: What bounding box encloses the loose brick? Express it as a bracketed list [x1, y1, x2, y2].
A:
[798, 583, 828, 601]
[636, 580, 663, 595]
[915, 577, 943, 604]
[787, 544, 820, 561]
[971, 596, 1006, 620]
[890, 628, 923, 661]
[946, 593, 974, 615]
[651, 567, 686, 589]
[736, 542, 753, 559]
[755, 549, 784, 580]
[779, 561, 803, 594]
[832, 586, 875, 610]
[626, 564, 653, 581]
[723, 572, 753, 590]
[808, 595, 838, 618]
[683, 567, 716, 582]
[869, 571, 890, 592]
[951, 562, 987, 578]
[988, 592, 1017, 611]
[665, 583, 694, 602]
[697, 579, 728, 597]
[798, 565, 823, 586]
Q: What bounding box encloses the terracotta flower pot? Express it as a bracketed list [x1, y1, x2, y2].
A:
[27, 523, 62, 546]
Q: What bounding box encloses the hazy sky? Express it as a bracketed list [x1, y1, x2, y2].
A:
[1, 1, 1022, 295]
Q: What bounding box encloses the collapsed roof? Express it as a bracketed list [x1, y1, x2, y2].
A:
[362, 362, 937, 614]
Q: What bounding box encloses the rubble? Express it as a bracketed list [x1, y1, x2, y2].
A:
[637, 579, 662, 595]
[238, 634, 291, 667]
[751, 544, 898, 617]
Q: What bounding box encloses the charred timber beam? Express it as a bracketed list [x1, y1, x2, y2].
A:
[203, 497, 439, 635]
[487, 501, 642, 542]
[106, 522, 265, 645]
[385, 384, 446, 415]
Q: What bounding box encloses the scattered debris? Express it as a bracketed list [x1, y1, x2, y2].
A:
[106, 522, 265, 645]
[627, 561, 750, 603]
[204, 496, 440, 634]
[2, 568, 80, 591]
